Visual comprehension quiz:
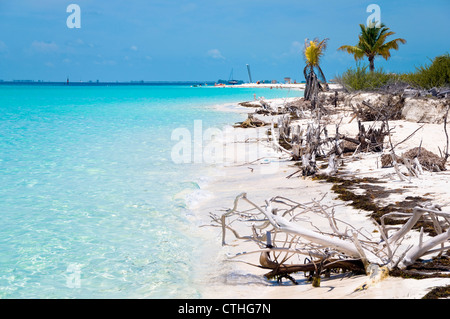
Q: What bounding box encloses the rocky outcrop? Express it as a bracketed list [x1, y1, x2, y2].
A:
[402, 97, 449, 124]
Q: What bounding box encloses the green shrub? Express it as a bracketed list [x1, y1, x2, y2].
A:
[401, 54, 450, 89]
[336, 64, 397, 91]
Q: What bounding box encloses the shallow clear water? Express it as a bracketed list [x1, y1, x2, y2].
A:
[0, 84, 303, 298]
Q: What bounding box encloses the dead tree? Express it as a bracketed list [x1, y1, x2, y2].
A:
[356, 120, 389, 153]
[351, 95, 442, 181]
[270, 96, 340, 176]
[304, 69, 321, 102]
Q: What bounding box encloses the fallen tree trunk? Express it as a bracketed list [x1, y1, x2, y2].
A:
[259, 252, 365, 281]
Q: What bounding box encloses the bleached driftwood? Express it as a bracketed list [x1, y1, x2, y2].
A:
[321, 154, 338, 176]
[270, 111, 338, 176]
[211, 193, 450, 287]
[259, 99, 278, 114]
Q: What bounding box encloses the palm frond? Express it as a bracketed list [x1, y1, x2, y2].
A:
[337, 45, 365, 60]
[378, 38, 407, 59]
[303, 38, 329, 67]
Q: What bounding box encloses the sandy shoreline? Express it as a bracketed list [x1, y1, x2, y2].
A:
[218, 83, 342, 91]
[190, 93, 450, 299]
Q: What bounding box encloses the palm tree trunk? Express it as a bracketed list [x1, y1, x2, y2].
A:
[369, 56, 375, 72]
[304, 72, 313, 101]
[304, 66, 312, 101]
[317, 65, 329, 91]
[303, 65, 311, 101]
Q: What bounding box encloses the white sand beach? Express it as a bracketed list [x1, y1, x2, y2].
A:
[220, 83, 342, 91]
[191, 94, 450, 299]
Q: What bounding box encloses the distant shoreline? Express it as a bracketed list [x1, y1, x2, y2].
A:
[221, 83, 306, 89]
[216, 83, 343, 91]
[0, 81, 324, 89]
[0, 81, 217, 87]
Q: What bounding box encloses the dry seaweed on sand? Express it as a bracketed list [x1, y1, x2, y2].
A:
[238, 101, 261, 108]
[422, 285, 450, 299]
[391, 254, 450, 279]
[402, 147, 447, 171]
[381, 147, 446, 171]
[313, 174, 439, 234]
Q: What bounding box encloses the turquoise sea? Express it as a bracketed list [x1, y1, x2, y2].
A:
[0, 84, 303, 298]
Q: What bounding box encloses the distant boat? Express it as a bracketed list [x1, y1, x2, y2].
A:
[228, 69, 239, 85]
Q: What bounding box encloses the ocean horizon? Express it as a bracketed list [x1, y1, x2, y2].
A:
[0, 81, 234, 86]
[0, 84, 304, 298]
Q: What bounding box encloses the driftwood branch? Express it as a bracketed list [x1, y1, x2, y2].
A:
[211, 193, 450, 287]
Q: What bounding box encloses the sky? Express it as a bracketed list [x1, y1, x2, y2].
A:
[0, 0, 449, 82]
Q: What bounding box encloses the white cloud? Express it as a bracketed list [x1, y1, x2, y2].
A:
[67, 38, 94, 48]
[290, 41, 303, 54]
[130, 45, 138, 51]
[207, 49, 225, 60]
[94, 59, 117, 66]
[75, 38, 84, 46]
[277, 41, 305, 60]
[31, 41, 59, 53]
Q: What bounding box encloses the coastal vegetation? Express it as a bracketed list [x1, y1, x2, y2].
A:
[336, 54, 450, 92]
[307, 22, 447, 93]
[333, 22, 448, 93]
[401, 53, 450, 89]
[336, 64, 394, 91]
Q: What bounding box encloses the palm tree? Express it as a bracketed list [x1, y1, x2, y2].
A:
[338, 22, 406, 72]
[303, 38, 329, 101]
